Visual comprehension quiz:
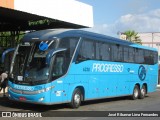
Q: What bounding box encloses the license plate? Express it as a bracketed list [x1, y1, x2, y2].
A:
[19, 97, 26, 101]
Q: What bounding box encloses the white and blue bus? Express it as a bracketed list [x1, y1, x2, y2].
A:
[8, 29, 158, 108]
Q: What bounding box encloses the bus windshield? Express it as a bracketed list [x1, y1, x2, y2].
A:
[10, 37, 79, 85]
[24, 41, 55, 83]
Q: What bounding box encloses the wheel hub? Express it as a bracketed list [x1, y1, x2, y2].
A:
[74, 93, 80, 105]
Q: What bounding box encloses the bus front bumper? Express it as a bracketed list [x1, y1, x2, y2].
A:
[8, 88, 51, 105]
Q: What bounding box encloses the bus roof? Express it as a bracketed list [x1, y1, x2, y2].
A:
[22, 29, 157, 51]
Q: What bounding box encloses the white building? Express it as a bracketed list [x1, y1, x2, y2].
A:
[138, 33, 160, 58]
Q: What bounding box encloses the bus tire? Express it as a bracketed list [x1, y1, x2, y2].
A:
[70, 88, 82, 109]
[139, 85, 146, 99]
[131, 85, 140, 100]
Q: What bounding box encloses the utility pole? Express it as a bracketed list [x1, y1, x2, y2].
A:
[152, 33, 154, 48]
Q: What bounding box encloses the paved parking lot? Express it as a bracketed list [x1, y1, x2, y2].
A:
[0, 87, 160, 112]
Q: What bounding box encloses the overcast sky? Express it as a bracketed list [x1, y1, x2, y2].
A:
[78, 0, 160, 37]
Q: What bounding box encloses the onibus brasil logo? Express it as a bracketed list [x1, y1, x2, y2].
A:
[138, 65, 146, 81]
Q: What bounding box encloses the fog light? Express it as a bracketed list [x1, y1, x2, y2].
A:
[8, 94, 11, 97]
[39, 97, 44, 101]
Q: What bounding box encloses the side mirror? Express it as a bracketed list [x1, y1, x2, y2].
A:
[46, 48, 67, 65]
[2, 48, 15, 63]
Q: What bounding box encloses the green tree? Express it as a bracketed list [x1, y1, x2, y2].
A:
[0, 31, 24, 48]
[124, 30, 142, 44]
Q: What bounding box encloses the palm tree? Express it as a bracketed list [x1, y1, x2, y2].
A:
[124, 30, 142, 44]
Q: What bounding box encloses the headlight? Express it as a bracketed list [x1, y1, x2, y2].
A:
[9, 86, 54, 95]
[37, 86, 54, 94]
[39, 97, 44, 101]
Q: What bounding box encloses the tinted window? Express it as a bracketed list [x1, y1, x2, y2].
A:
[153, 51, 158, 64]
[95, 42, 101, 60]
[124, 47, 129, 62]
[51, 37, 79, 80]
[128, 47, 134, 62]
[59, 37, 79, 58]
[144, 50, 153, 64]
[122, 47, 134, 63]
[77, 39, 95, 61]
[76, 37, 158, 65]
[111, 44, 123, 62]
[135, 49, 144, 64]
[100, 43, 111, 61]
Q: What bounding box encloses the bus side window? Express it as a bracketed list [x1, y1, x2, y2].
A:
[52, 53, 66, 77]
[95, 42, 101, 60]
[124, 47, 129, 62]
[153, 51, 158, 64]
[76, 39, 95, 62]
[100, 43, 111, 61]
[111, 44, 123, 62]
[124, 47, 135, 63]
[144, 51, 158, 65]
[128, 47, 134, 62]
[144, 50, 152, 65]
[135, 49, 144, 64]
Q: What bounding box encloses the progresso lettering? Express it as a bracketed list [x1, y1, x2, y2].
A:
[92, 63, 124, 73]
[14, 85, 34, 91]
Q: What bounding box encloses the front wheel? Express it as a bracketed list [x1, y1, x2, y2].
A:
[139, 85, 146, 99]
[70, 88, 82, 109]
[131, 85, 140, 100]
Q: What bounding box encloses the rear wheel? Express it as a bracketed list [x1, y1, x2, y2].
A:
[139, 85, 146, 99]
[70, 88, 82, 108]
[131, 85, 140, 100]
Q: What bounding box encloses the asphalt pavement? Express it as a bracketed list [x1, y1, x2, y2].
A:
[0, 86, 160, 119]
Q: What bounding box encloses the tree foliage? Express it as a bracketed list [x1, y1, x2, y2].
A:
[124, 30, 142, 44]
[0, 31, 24, 48]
